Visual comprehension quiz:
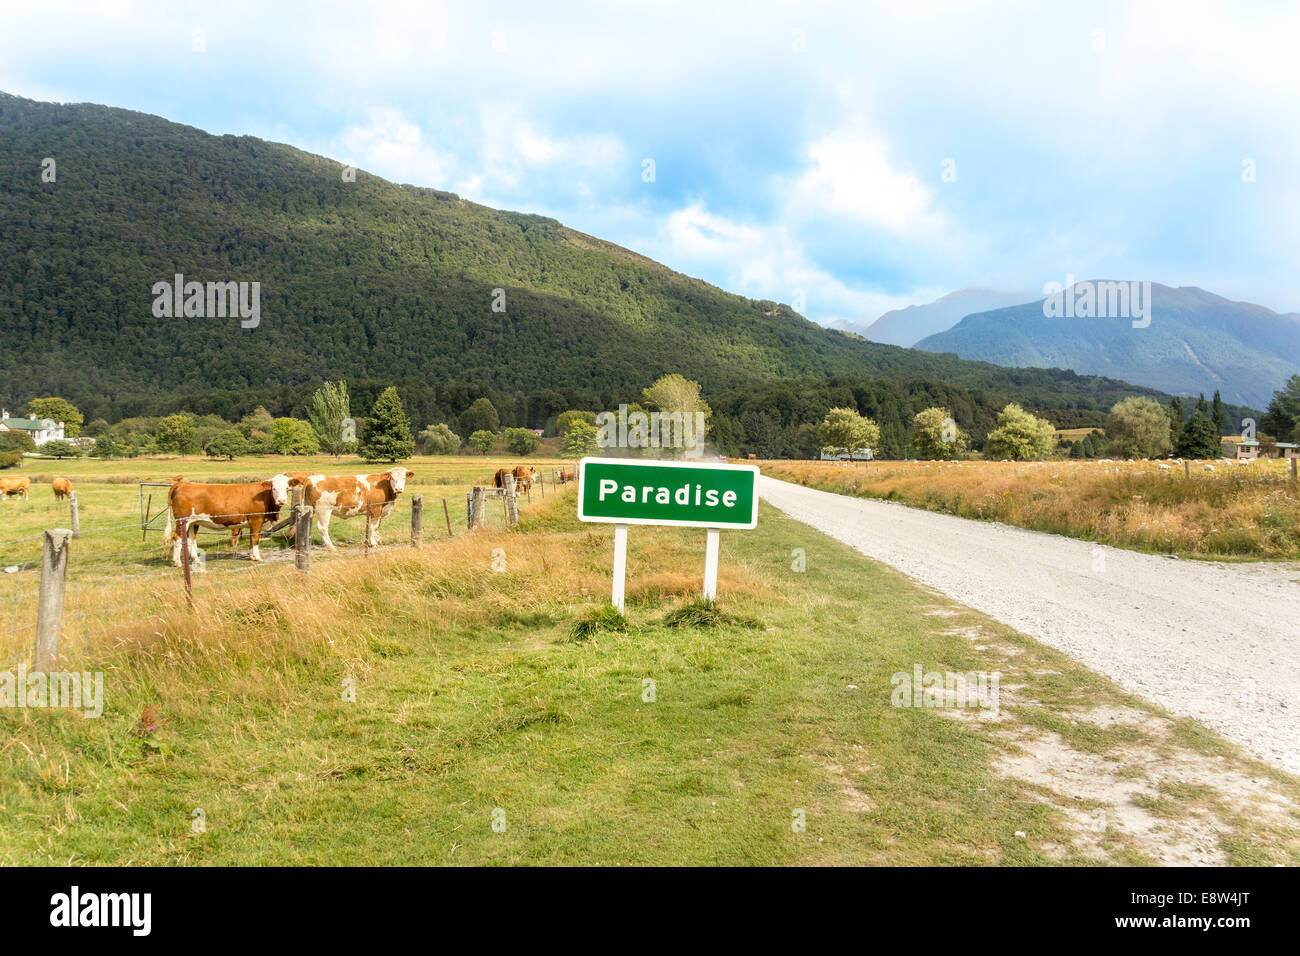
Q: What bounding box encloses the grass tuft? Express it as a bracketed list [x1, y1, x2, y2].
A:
[662, 598, 761, 630]
[568, 604, 630, 642]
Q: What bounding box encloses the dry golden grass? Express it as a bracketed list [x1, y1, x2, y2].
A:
[761, 457, 1300, 559]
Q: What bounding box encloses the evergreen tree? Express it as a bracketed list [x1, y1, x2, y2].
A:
[359, 387, 414, 462]
[1168, 396, 1184, 450]
[1176, 397, 1221, 458]
[1211, 390, 1226, 436]
[308, 380, 352, 459]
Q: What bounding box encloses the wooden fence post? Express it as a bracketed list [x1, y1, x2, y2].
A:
[1184, 460, 1191, 479]
[180, 519, 193, 611]
[470, 487, 487, 530]
[443, 498, 452, 537]
[1292, 456, 1298, 484]
[69, 491, 80, 539]
[504, 476, 519, 527]
[34, 528, 72, 671]
[411, 494, 424, 546]
[295, 506, 312, 573]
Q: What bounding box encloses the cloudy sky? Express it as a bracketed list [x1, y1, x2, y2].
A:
[4, 1, 1299, 321]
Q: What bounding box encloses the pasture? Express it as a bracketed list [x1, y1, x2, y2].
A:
[1, 457, 1298, 865]
[761, 457, 1300, 560]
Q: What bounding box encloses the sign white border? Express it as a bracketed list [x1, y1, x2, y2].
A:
[576, 457, 760, 529]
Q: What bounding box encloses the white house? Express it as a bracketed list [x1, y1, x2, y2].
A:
[0, 409, 65, 446]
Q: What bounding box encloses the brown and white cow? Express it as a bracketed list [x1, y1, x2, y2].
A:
[493, 466, 537, 492]
[52, 477, 72, 500]
[298, 467, 412, 550]
[0, 476, 30, 500]
[163, 473, 301, 566]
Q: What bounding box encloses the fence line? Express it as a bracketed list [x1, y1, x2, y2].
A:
[0, 481, 538, 670]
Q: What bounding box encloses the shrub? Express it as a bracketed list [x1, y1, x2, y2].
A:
[504, 427, 540, 456]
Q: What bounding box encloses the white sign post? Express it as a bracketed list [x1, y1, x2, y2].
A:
[577, 457, 758, 613]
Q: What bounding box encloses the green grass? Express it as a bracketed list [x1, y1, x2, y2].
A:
[1, 478, 1297, 865]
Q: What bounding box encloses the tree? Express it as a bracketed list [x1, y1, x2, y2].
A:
[271, 418, 321, 455]
[983, 404, 1057, 460]
[91, 435, 120, 459]
[154, 414, 196, 454]
[359, 387, 414, 462]
[1262, 374, 1300, 443]
[468, 429, 496, 454]
[911, 407, 969, 459]
[205, 429, 249, 460]
[1106, 397, 1173, 459]
[642, 374, 711, 456]
[555, 410, 598, 435]
[26, 398, 83, 438]
[460, 397, 500, 437]
[41, 440, 81, 458]
[418, 423, 461, 455]
[1211, 390, 1227, 436]
[561, 418, 600, 458]
[308, 380, 353, 459]
[817, 407, 880, 457]
[1168, 396, 1185, 451]
[0, 431, 36, 455]
[1177, 397, 1222, 459]
[504, 427, 540, 455]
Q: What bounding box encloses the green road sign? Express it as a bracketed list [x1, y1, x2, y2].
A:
[576, 457, 759, 529]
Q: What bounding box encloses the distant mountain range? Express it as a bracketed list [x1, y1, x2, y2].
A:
[829, 288, 1037, 347]
[915, 283, 1300, 409]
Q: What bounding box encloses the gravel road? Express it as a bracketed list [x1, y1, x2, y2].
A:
[760, 475, 1300, 773]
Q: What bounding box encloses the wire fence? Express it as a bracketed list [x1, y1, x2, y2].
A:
[0, 472, 569, 671]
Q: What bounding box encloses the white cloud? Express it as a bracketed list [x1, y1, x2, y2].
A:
[788, 126, 946, 237]
[333, 108, 457, 187]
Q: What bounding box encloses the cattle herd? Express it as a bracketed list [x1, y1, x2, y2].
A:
[2, 462, 552, 566]
[163, 467, 413, 565]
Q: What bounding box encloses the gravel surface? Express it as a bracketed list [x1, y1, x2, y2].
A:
[760, 475, 1300, 774]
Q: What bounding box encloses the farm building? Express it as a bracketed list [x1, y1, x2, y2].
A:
[0, 409, 65, 446]
[1222, 438, 1299, 460]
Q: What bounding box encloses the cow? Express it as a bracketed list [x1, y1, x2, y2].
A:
[511, 466, 537, 493]
[296, 467, 412, 551]
[52, 476, 72, 500]
[492, 468, 511, 489]
[163, 473, 301, 566]
[555, 467, 576, 484]
[0, 476, 30, 500]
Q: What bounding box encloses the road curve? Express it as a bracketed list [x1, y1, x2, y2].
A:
[760, 475, 1300, 773]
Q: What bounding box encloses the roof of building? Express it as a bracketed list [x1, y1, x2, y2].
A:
[0, 417, 57, 431]
[1276, 442, 1299, 449]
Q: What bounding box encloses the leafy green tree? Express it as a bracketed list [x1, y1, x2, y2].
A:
[0, 451, 20, 469]
[1262, 374, 1300, 442]
[205, 429, 249, 460]
[91, 435, 120, 459]
[271, 417, 322, 455]
[0, 431, 36, 454]
[983, 404, 1057, 460]
[911, 407, 969, 459]
[1106, 397, 1173, 459]
[555, 410, 598, 435]
[359, 387, 414, 462]
[26, 397, 83, 438]
[418, 423, 461, 455]
[642, 374, 711, 457]
[460, 398, 500, 437]
[41, 440, 81, 458]
[561, 419, 600, 458]
[504, 427, 540, 455]
[817, 407, 880, 457]
[468, 429, 496, 454]
[1177, 396, 1222, 458]
[1211, 390, 1226, 436]
[307, 380, 353, 459]
[154, 414, 196, 454]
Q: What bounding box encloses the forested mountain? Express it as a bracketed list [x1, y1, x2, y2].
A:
[0, 94, 1248, 440]
[916, 283, 1300, 408]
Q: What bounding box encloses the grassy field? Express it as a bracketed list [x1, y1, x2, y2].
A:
[1, 461, 1297, 865]
[760, 457, 1300, 560]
